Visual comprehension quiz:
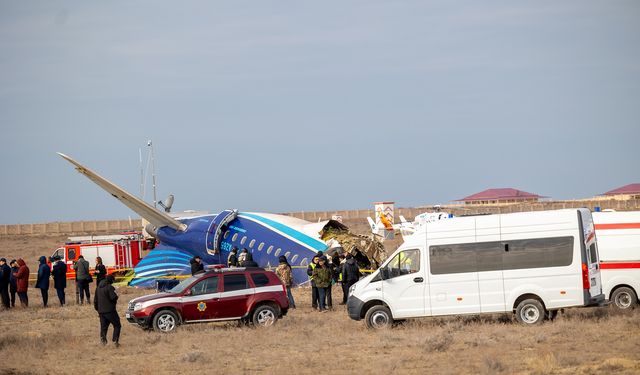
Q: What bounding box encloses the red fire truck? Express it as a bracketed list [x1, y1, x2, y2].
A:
[50, 232, 149, 279]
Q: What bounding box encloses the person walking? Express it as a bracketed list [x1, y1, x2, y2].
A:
[227, 247, 238, 267]
[190, 256, 204, 275]
[35, 256, 51, 307]
[341, 254, 361, 304]
[275, 255, 296, 308]
[13, 259, 29, 307]
[9, 260, 18, 308]
[240, 252, 258, 267]
[51, 256, 67, 306]
[74, 255, 91, 304]
[0, 258, 10, 309]
[94, 257, 107, 289]
[306, 254, 320, 309]
[94, 275, 121, 347]
[312, 257, 332, 312]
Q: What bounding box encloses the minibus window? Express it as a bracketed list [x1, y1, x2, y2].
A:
[387, 249, 420, 278]
[588, 244, 598, 264]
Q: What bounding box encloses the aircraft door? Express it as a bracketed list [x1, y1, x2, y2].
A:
[182, 276, 220, 321]
[381, 249, 425, 319]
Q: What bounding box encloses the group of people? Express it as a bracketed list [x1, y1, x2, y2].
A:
[307, 251, 360, 312]
[0, 258, 28, 308]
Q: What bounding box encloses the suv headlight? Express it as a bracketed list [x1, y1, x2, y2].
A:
[133, 302, 143, 311]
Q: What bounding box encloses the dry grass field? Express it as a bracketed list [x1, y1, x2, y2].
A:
[1, 235, 639, 375]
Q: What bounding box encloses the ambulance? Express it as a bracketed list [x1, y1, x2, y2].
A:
[593, 211, 640, 310]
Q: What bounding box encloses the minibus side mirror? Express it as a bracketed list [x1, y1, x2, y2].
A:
[380, 267, 390, 280]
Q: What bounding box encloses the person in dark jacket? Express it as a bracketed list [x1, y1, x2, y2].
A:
[13, 258, 29, 307]
[190, 256, 204, 275]
[0, 258, 10, 309]
[94, 257, 107, 287]
[9, 260, 18, 307]
[240, 252, 258, 268]
[51, 256, 67, 306]
[74, 255, 91, 304]
[35, 256, 51, 307]
[94, 275, 121, 346]
[227, 247, 238, 267]
[306, 254, 320, 309]
[341, 254, 361, 304]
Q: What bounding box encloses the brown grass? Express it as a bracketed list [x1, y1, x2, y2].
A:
[1, 235, 640, 375]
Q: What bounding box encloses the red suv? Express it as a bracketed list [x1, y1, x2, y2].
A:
[126, 267, 289, 332]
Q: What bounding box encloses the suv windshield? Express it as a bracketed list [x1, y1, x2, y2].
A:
[169, 275, 200, 293]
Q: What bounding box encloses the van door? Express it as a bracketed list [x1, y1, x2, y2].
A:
[381, 249, 425, 319]
[476, 215, 506, 313]
[428, 243, 481, 315]
[579, 209, 603, 301]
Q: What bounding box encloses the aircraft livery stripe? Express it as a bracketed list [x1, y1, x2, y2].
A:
[134, 262, 190, 273]
[137, 256, 190, 265]
[239, 213, 326, 251]
[140, 250, 192, 259]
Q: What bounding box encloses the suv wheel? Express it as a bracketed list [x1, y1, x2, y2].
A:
[252, 305, 278, 327]
[611, 287, 638, 310]
[153, 310, 179, 333]
[515, 299, 545, 325]
[364, 305, 393, 329]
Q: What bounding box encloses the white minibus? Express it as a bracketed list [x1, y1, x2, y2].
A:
[347, 209, 604, 327]
[593, 210, 640, 310]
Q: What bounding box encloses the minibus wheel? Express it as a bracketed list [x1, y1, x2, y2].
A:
[515, 299, 545, 325]
[365, 305, 393, 329]
[611, 287, 637, 310]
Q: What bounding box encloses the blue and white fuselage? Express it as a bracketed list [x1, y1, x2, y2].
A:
[133, 212, 339, 287]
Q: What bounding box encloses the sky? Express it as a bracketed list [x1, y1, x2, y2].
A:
[1, 1, 639, 224]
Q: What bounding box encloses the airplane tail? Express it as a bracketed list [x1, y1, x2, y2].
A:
[367, 217, 385, 237]
[57, 153, 186, 232]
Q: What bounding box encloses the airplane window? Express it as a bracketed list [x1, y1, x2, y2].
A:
[274, 248, 282, 257]
[249, 239, 256, 248]
[291, 255, 299, 263]
[258, 243, 265, 251]
[240, 236, 247, 245]
[232, 233, 238, 242]
[223, 231, 230, 240]
[300, 258, 308, 266]
[284, 251, 291, 259]
[267, 246, 274, 254]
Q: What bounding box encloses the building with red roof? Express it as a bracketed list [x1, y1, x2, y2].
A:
[601, 183, 640, 200]
[456, 188, 546, 205]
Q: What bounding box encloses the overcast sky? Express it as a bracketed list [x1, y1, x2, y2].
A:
[1, 1, 639, 224]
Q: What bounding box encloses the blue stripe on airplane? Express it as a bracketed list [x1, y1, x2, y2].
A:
[240, 213, 326, 251]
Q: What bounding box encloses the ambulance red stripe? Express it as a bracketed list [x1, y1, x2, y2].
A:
[600, 262, 640, 269]
[595, 223, 640, 230]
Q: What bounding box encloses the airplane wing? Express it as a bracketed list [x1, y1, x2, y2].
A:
[57, 152, 187, 232]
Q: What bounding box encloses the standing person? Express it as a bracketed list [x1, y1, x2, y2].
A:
[35, 256, 51, 307]
[337, 254, 347, 305]
[227, 247, 239, 267]
[94, 275, 121, 347]
[13, 259, 29, 307]
[240, 252, 258, 267]
[51, 256, 67, 306]
[94, 257, 107, 288]
[238, 248, 248, 265]
[306, 254, 320, 309]
[190, 256, 204, 275]
[312, 257, 332, 312]
[0, 258, 10, 309]
[74, 255, 91, 304]
[325, 256, 336, 310]
[9, 260, 18, 308]
[275, 255, 296, 308]
[341, 254, 361, 304]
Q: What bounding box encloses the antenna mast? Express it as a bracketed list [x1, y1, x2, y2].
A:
[148, 140, 157, 208]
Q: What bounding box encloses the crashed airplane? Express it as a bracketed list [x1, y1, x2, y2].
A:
[58, 153, 385, 287]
